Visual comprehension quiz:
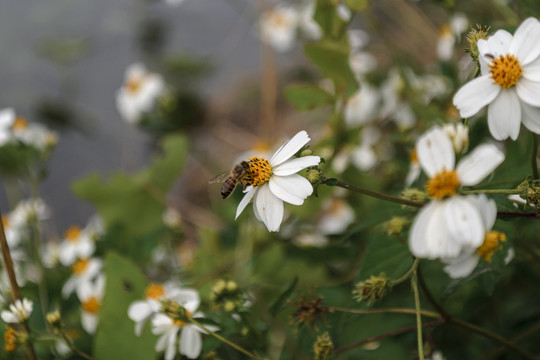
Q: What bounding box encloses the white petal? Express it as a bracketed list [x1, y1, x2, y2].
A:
[270, 131, 310, 167]
[272, 156, 320, 176]
[516, 77, 540, 107]
[442, 249, 480, 279]
[456, 143, 504, 186]
[483, 29, 513, 57]
[268, 174, 313, 205]
[416, 127, 455, 178]
[170, 289, 200, 313]
[82, 312, 98, 334]
[155, 333, 169, 352]
[409, 201, 462, 259]
[254, 184, 284, 232]
[180, 327, 202, 359]
[521, 101, 540, 134]
[1, 311, 18, 323]
[235, 188, 257, 220]
[453, 76, 500, 118]
[466, 194, 497, 229]
[62, 277, 77, 298]
[444, 197, 485, 248]
[165, 328, 180, 360]
[522, 55, 540, 82]
[487, 90, 522, 140]
[509, 18, 540, 65]
[128, 302, 153, 324]
[0, 108, 15, 129]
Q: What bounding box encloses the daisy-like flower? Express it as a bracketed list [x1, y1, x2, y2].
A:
[77, 275, 105, 334]
[409, 126, 505, 259]
[128, 282, 183, 336]
[0, 108, 57, 150]
[350, 126, 381, 171]
[59, 225, 95, 266]
[235, 130, 321, 232]
[344, 86, 379, 126]
[441, 195, 508, 278]
[259, 5, 299, 52]
[151, 288, 217, 360]
[9, 198, 49, 229]
[62, 257, 102, 298]
[453, 17, 540, 140]
[116, 63, 165, 124]
[1, 298, 33, 323]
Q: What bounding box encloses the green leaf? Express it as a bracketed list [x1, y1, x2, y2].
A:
[94, 252, 156, 360]
[345, 0, 369, 11]
[284, 85, 333, 111]
[72, 134, 187, 260]
[270, 277, 298, 316]
[358, 231, 413, 281]
[304, 42, 358, 96]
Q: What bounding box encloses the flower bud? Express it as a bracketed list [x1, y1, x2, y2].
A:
[313, 332, 334, 360]
[46, 310, 62, 328]
[306, 169, 321, 184]
[400, 188, 428, 204]
[160, 299, 190, 323]
[353, 273, 393, 303]
[300, 148, 313, 157]
[384, 217, 408, 236]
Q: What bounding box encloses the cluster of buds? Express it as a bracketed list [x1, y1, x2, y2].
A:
[210, 279, 245, 313]
[353, 273, 393, 303]
[516, 176, 540, 208]
[313, 331, 334, 360]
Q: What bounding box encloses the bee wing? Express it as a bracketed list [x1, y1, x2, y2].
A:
[209, 170, 232, 184]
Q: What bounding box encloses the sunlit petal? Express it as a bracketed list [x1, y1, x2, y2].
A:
[453, 76, 500, 118]
[456, 143, 504, 186]
[416, 127, 455, 178]
[273, 156, 320, 176]
[487, 90, 521, 140]
[270, 130, 310, 167]
[254, 184, 284, 232]
[269, 174, 313, 205]
[444, 197, 485, 248]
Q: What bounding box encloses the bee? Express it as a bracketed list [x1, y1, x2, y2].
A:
[210, 161, 251, 199]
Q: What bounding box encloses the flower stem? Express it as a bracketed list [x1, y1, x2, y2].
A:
[411, 268, 424, 360]
[323, 178, 423, 208]
[329, 306, 440, 319]
[190, 318, 262, 360]
[461, 189, 521, 195]
[0, 208, 37, 360]
[60, 331, 97, 360]
[532, 133, 539, 180]
[392, 257, 420, 286]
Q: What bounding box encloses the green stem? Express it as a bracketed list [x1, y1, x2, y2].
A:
[329, 306, 440, 319]
[411, 268, 424, 360]
[461, 189, 521, 195]
[190, 318, 262, 360]
[60, 331, 96, 360]
[532, 134, 539, 180]
[392, 258, 420, 286]
[323, 178, 423, 208]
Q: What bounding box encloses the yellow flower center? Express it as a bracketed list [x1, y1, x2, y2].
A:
[244, 157, 273, 187]
[72, 259, 89, 275]
[82, 296, 100, 314]
[12, 117, 28, 131]
[489, 54, 523, 89]
[126, 77, 143, 94]
[477, 231, 507, 262]
[425, 170, 460, 200]
[65, 226, 82, 242]
[145, 283, 165, 300]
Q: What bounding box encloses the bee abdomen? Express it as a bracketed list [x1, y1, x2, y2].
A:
[221, 180, 236, 199]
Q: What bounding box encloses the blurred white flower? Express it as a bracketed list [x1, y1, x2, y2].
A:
[344, 85, 379, 126]
[405, 150, 421, 187]
[441, 195, 507, 278]
[162, 207, 182, 229]
[0, 108, 57, 150]
[59, 225, 95, 266]
[409, 126, 505, 259]
[453, 17, 540, 140]
[62, 257, 102, 298]
[351, 126, 381, 171]
[437, 13, 468, 61]
[259, 5, 299, 52]
[349, 51, 377, 79]
[9, 198, 49, 229]
[128, 282, 183, 336]
[298, 2, 321, 40]
[1, 298, 33, 323]
[293, 233, 329, 248]
[348, 29, 370, 52]
[380, 69, 416, 129]
[336, 4, 351, 21]
[77, 275, 105, 334]
[317, 197, 355, 235]
[442, 123, 469, 153]
[1, 214, 22, 248]
[116, 63, 165, 124]
[235, 130, 320, 232]
[151, 288, 217, 360]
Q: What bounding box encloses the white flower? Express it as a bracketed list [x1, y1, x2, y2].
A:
[293, 233, 328, 248]
[1, 214, 23, 248]
[441, 195, 509, 278]
[344, 85, 379, 126]
[351, 126, 381, 171]
[59, 225, 95, 266]
[348, 29, 370, 52]
[62, 258, 102, 298]
[77, 275, 105, 334]
[116, 63, 165, 124]
[1, 298, 33, 323]
[0, 108, 57, 149]
[442, 123, 469, 153]
[9, 198, 49, 228]
[259, 5, 299, 52]
[349, 51, 377, 79]
[453, 17, 540, 140]
[405, 150, 421, 187]
[235, 130, 321, 232]
[298, 2, 321, 40]
[409, 126, 505, 259]
[128, 282, 183, 336]
[317, 198, 354, 235]
[380, 69, 417, 129]
[151, 289, 217, 360]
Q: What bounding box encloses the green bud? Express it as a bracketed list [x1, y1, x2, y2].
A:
[306, 169, 321, 184]
[400, 188, 428, 204]
[160, 299, 190, 323]
[353, 273, 393, 303]
[46, 310, 62, 328]
[314, 332, 334, 360]
[384, 217, 408, 236]
[226, 280, 238, 292]
[300, 148, 313, 157]
[224, 301, 236, 313]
